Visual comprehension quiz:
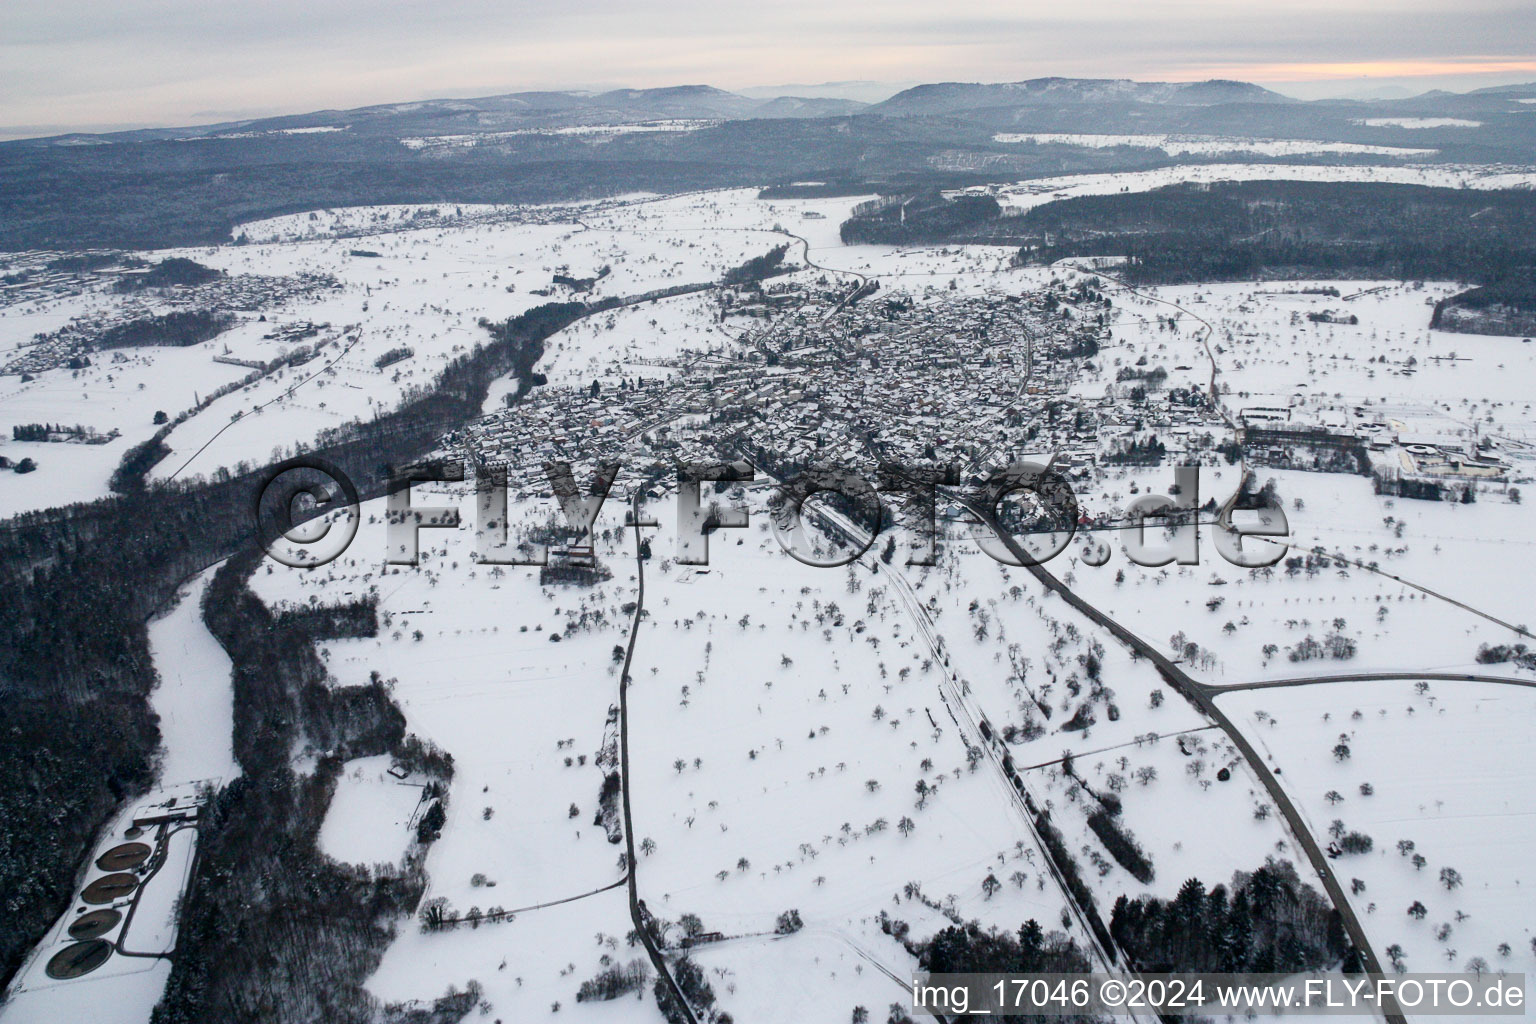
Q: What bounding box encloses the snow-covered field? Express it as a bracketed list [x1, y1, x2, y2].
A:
[234, 465, 1390, 1020]
[179, 125, 347, 141]
[401, 120, 717, 151]
[1352, 118, 1483, 129]
[0, 188, 872, 515]
[146, 568, 240, 789]
[7, 167, 1535, 520]
[250, 486, 647, 1016]
[320, 755, 426, 867]
[928, 538, 1308, 896]
[234, 203, 524, 243]
[1219, 680, 1536, 997]
[247, 486, 1102, 1021]
[143, 192, 868, 485]
[0, 336, 249, 516]
[1050, 276, 1536, 682]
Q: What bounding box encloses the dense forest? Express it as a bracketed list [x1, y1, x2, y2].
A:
[274, 597, 380, 641]
[839, 192, 1004, 245]
[7, 75, 1536, 252]
[0, 117, 1000, 251]
[918, 917, 1091, 975]
[0, 695, 156, 981]
[838, 180, 1536, 289]
[113, 257, 224, 292]
[93, 310, 234, 350]
[1109, 858, 1352, 973]
[0, 476, 250, 990]
[913, 917, 1099, 1023]
[721, 243, 791, 285]
[1018, 181, 1536, 285]
[1431, 277, 1536, 336]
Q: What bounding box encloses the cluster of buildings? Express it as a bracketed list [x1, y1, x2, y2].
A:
[457, 284, 1204, 500]
[1239, 400, 1516, 490]
[0, 251, 119, 307]
[1, 269, 338, 376]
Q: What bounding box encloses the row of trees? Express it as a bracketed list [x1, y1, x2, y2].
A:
[918, 917, 1092, 975]
[93, 309, 234, 350]
[721, 244, 790, 286]
[12, 422, 90, 441]
[112, 257, 223, 292]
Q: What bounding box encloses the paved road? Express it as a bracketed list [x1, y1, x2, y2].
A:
[495, 878, 629, 917]
[166, 328, 367, 481]
[1207, 670, 1536, 694]
[115, 820, 197, 960]
[616, 499, 699, 1024]
[945, 493, 1406, 1024]
[783, 230, 870, 291]
[1077, 264, 1230, 432]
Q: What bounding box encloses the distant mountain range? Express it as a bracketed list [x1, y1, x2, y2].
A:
[737, 81, 910, 104]
[865, 77, 1290, 117]
[5, 75, 1535, 252]
[17, 75, 1536, 148]
[51, 85, 869, 145]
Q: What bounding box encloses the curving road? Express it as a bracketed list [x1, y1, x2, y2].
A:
[615, 497, 700, 1024]
[1207, 670, 1536, 694]
[943, 492, 1407, 1024]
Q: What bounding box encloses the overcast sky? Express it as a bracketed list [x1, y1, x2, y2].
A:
[4, 0, 1535, 136]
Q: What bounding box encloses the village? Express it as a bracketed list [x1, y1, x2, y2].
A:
[466, 281, 1192, 496]
[461, 271, 1521, 535]
[0, 257, 339, 376]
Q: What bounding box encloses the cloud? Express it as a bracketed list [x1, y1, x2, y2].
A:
[3, 0, 1533, 133]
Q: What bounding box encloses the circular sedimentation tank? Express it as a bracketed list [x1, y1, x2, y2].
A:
[45, 939, 112, 979]
[95, 842, 151, 872]
[68, 909, 123, 940]
[80, 872, 139, 905]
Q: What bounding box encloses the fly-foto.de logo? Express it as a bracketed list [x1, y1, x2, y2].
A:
[255, 457, 1288, 572]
